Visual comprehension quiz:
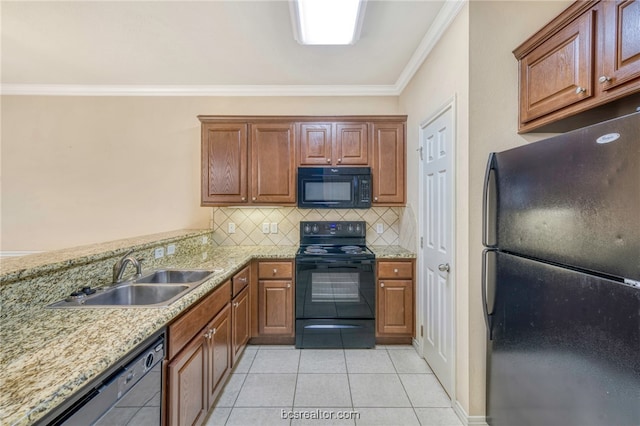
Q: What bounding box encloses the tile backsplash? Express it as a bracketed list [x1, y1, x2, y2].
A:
[211, 207, 402, 246]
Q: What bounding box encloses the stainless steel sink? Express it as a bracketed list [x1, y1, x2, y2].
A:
[81, 284, 190, 306]
[48, 268, 215, 308]
[135, 269, 212, 284]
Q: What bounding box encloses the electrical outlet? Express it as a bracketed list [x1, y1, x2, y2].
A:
[376, 223, 384, 234]
[154, 247, 165, 259]
[270, 222, 278, 234]
[202, 252, 208, 260]
[262, 223, 270, 234]
[167, 244, 176, 255]
[202, 236, 208, 244]
[228, 222, 236, 234]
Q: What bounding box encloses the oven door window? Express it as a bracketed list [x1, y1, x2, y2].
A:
[296, 263, 375, 319]
[311, 272, 360, 303]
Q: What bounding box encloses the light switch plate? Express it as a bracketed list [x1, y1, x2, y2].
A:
[376, 223, 384, 234]
[167, 244, 176, 255]
[270, 222, 278, 234]
[202, 236, 208, 244]
[228, 222, 236, 234]
[262, 223, 270, 234]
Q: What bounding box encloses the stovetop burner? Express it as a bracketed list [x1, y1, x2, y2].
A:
[304, 246, 328, 255]
[297, 221, 375, 260]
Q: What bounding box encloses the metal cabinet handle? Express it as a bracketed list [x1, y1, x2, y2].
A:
[598, 76, 611, 84]
[393, 268, 398, 274]
[204, 329, 213, 339]
[239, 277, 247, 283]
[380, 282, 385, 287]
[241, 197, 246, 201]
[374, 197, 378, 201]
[233, 302, 239, 308]
[575, 86, 586, 94]
[438, 263, 450, 272]
[212, 328, 216, 335]
[273, 268, 277, 275]
[337, 158, 342, 163]
[326, 158, 331, 163]
[287, 283, 291, 288]
[252, 197, 256, 201]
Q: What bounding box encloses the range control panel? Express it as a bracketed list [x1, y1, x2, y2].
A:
[300, 221, 366, 237]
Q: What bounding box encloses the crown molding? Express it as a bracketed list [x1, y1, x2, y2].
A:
[0, 0, 465, 97]
[394, 0, 466, 94]
[0, 84, 399, 97]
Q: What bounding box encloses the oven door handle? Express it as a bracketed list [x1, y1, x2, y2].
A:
[304, 324, 362, 329]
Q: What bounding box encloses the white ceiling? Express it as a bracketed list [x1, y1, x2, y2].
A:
[1, 0, 464, 96]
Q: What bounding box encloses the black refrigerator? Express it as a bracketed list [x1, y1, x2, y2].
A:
[482, 112, 640, 426]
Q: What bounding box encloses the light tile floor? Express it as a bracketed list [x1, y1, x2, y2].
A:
[205, 345, 462, 426]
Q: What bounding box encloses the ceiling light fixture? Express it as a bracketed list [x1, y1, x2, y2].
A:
[290, 0, 367, 45]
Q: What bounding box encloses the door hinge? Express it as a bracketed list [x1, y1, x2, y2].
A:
[420, 237, 424, 249]
[420, 325, 423, 337]
[417, 146, 424, 161]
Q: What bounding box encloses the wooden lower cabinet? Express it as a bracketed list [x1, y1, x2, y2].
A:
[206, 304, 231, 408]
[231, 285, 250, 365]
[250, 260, 295, 343]
[166, 282, 232, 426]
[258, 280, 293, 335]
[376, 260, 415, 343]
[167, 333, 207, 426]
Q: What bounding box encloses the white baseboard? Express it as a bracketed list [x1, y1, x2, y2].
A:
[454, 401, 488, 426]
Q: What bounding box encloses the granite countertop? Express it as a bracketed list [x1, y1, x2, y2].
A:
[0, 236, 414, 425]
[370, 245, 416, 259]
[0, 244, 296, 426]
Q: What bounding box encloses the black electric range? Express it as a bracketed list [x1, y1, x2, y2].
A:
[295, 221, 376, 349]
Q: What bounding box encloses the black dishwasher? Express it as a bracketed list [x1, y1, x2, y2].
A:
[42, 332, 164, 426]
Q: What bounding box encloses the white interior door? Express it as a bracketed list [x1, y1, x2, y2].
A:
[420, 103, 455, 398]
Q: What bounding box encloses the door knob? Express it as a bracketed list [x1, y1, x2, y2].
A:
[575, 86, 586, 94]
[438, 263, 450, 272]
[598, 75, 611, 84]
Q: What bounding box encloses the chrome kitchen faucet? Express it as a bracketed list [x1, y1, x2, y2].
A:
[112, 250, 143, 283]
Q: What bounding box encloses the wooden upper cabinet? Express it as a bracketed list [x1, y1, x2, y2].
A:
[519, 9, 595, 123]
[335, 123, 369, 165]
[600, 0, 640, 92]
[299, 123, 333, 165]
[250, 123, 296, 204]
[514, 0, 640, 132]
[201, 123, 248, 205]
[200, 116, 405, 206]
[372, 122, 405, 205]
[298, 122, 368, 166]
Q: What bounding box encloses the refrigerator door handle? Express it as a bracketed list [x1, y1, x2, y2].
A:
[482, 248, 496, 340]
[482, 153, 497, 247]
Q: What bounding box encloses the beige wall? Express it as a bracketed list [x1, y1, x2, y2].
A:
[398, 1, 471, 414]
[398, 0, 571, 419]
[0, 96, 399, 251]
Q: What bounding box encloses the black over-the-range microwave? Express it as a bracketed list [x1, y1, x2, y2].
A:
[297, 167, 372, 209]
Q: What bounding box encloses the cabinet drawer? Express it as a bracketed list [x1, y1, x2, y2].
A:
[232, 264, 250, 297]
[377, 261, 413, 279]
[258, 261, 293, 279]
[168, 280, 231, 360]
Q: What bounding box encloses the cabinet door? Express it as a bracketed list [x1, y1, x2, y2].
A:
[232, 286, 250, 365]
[519, 10, 595, 123]
[206, 303, 231, 410]
[377, 279, 413, 336]
[335, 123, 369, 165]
[258, 280, 293, 335]
[299, 123, 332, 166]
[601, 0, 640, 92]
[250, 123, 296, 204]
[201, 123, 248, 205]
[372, 122, 405, 205]
[167, 334, 207, 426]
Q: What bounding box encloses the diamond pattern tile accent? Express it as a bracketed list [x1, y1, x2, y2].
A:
[210, 207, 401, 246]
